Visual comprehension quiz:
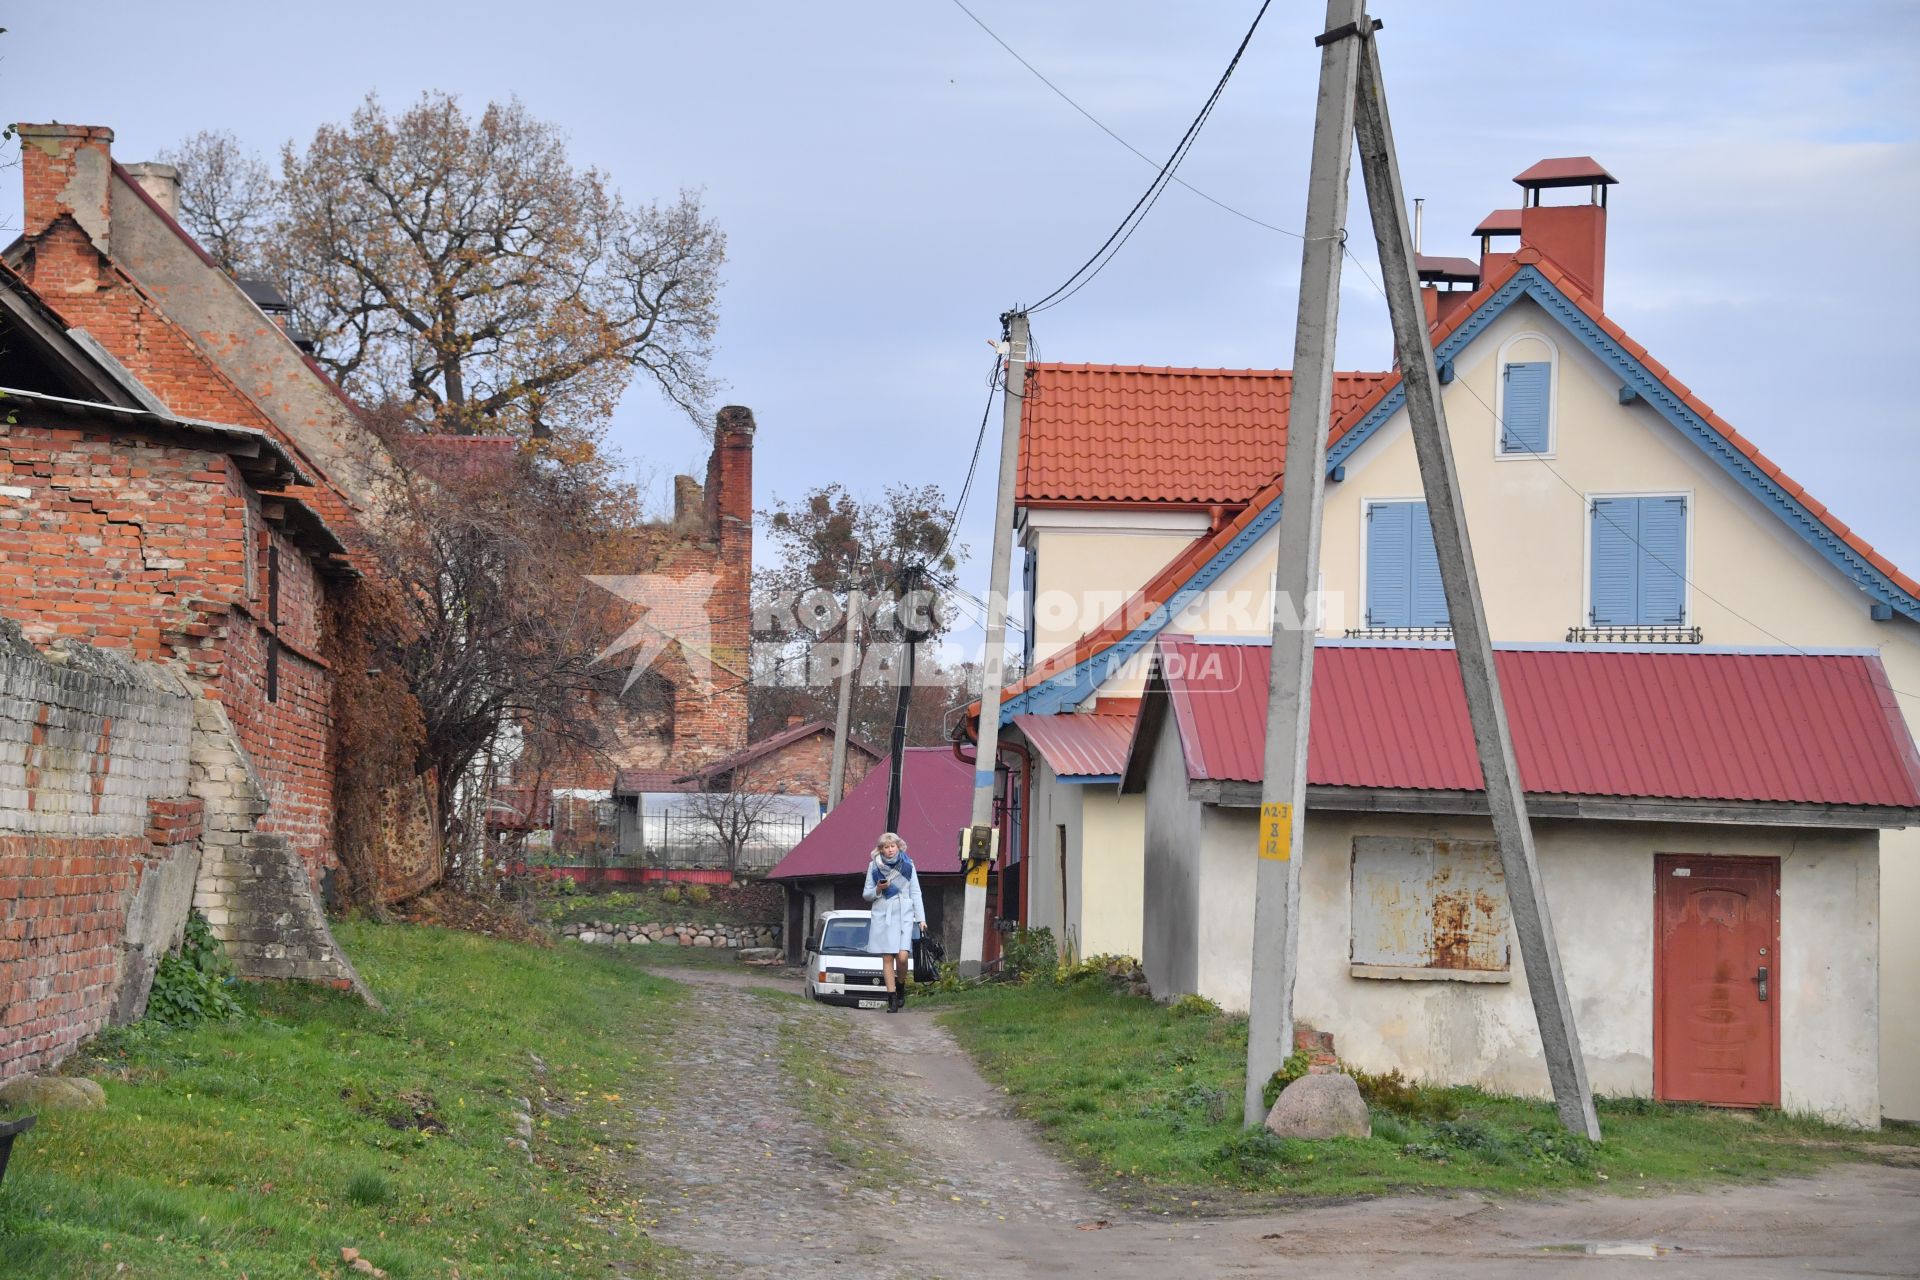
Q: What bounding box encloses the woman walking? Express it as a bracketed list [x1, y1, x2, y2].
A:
[863, 832, 927, 1013]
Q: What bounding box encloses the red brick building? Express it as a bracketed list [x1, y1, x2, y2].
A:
[1, 122, 368, 1068]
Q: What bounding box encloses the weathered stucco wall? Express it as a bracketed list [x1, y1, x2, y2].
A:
[1139, 711, 1206, 1000]
[1075, 789, 1146, 959]
[1170, 807, 1881, 1127]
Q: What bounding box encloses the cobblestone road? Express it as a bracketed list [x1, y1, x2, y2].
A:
[623, 964, 1920, 1280]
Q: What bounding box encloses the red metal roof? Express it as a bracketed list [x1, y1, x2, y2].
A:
[1149, 639, 1920, 810]
[1013, 713, 1134, 777]
[1474, 208, 1524, 236]
[1513, 156, 1618, 188]
[1017, 364, 1392, 507]
[765, 748, 970, 880]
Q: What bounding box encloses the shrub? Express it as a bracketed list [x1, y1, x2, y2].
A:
[659, 885, 682, 905]
[1261, 1047, 1312, 1110]
[1350, 1067, 1460, 1120]
[1000, 927, 1057, 982]
[1169, 992, 1223, 1019]
[1055, 953, 1144, 992]
[145, 910, 243, 1027]
[685, 884, 712, 905]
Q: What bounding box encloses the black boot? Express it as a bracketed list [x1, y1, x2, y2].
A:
[887, 987, 901, 1013]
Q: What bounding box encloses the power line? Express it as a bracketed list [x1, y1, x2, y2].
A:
[1339, 245, 1920, 705]
[947, 0, 1301, 241]
[987, 0, 1275, 313]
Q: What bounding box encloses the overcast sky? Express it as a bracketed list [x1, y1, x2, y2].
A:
[5, 1, 1917, 614]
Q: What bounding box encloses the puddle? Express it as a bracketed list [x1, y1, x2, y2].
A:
[1540, 1242, 1686, 1259]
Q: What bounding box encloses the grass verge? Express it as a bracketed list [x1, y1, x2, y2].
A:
[0, 920, 684, 1279]
[764, 992, 906, 1188]
[929, 977, 1911, 1206]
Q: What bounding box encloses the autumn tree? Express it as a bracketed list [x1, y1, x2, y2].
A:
[167, 93, 726, 447]
[752, 483, 973, 746]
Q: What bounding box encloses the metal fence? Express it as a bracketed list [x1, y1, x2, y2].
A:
[510, 798, 815, 875]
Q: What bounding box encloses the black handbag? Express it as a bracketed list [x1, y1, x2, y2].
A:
[913, 933, 946, 980]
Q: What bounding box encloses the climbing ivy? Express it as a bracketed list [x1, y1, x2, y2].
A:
[146, 910, 243, 1027]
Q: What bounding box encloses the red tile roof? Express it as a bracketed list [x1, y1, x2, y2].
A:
[975, 248, 1920, 722]
[1012, 713, 1134, 778]
[1017, 364, 1392, 507]
[765, 748, 970, 879]
[1145, 639, 1920, 810]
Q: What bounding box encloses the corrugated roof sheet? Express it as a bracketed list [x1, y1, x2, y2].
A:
[765, 748, 970, 880]
[1014, 713, 1134, 777]
[1152, 638, 1920, 809]
[1017, 364, 1392, 507]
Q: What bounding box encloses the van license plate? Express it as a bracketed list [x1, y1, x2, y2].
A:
[858, 998, 886, 1009]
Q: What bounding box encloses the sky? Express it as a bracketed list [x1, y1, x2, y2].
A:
[4, 0, 1917, 635]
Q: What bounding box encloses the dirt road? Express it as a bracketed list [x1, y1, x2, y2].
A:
[623, 964, 1920, 1279]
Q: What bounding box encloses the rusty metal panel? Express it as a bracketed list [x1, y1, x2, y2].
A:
[1351, 835, 1510, 972]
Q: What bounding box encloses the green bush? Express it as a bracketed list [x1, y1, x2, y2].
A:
[145, 910, 242, 1027]
[685, 884, 713, 905]
[1261, 1047, 1312, 1110]
[1350, 1066, 1460, 1120]
[999, 926, 1057, 982]
[1170, 992, 1224, 1019]
[659, 885, 683, 905]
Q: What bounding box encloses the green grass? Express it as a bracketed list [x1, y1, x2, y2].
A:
[0, 920, 686, 1278]
[929, 978, 1913, 1206]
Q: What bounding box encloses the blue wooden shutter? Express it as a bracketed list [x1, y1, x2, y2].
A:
[1366, 502, 1412, 627]
[1636, 496, 1687, 625]
[1409, 507, 1449, 626]
[1500, 362, 1551, 454]
[1590, 498, 1638, 625]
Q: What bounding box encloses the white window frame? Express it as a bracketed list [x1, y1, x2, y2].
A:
[1581, 489, 1696, 629]
[1492, 330, 1559, 461]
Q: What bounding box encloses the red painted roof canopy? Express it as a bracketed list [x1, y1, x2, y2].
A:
[1013, 712, 1134, 777]
[765, 748, 970, 879]
[1143, 639, 1920, 810]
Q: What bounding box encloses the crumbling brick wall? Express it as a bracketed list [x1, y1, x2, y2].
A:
[0, 624, 201, 1082]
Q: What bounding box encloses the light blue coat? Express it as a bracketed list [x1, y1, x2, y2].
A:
[863, 853, 926, 955]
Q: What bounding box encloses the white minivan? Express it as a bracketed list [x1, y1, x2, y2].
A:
[803, 909, 929, 1007]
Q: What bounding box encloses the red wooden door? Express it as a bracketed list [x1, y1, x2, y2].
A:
[1654, 855, 1779, 1108]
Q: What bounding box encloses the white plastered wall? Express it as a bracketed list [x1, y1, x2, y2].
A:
[1181, 807, 1880, 1127]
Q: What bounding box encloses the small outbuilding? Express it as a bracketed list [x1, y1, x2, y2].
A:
[765, 748, 973, 965]
[1122, 638, 1920, 1127]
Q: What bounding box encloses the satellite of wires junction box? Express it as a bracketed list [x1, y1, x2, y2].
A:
[958, 824, 999, 870]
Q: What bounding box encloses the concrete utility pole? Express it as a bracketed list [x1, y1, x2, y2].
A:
[1245, 1, 1600, 1140]
[1350, 27, 1599, 1139]
[958, 310, 1029, 977]
[826, 586, 862, 813]
[1243, 0, 1365, 1130]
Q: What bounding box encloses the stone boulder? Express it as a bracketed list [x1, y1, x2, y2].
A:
[738, 947, 784, 966]
[0, 1075, 107, 1112]
[1263, 1071, 1370, 1140]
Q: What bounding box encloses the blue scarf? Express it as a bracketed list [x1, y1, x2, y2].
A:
[871, 851, 915, 899]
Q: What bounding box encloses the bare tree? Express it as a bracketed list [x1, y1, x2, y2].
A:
[678, 761, 791, 876]
[157, 130, 279, 278]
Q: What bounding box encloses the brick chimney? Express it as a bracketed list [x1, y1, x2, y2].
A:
[1510, 157, 1616, 309]
[1416, 254, 1481, 330]
[16, 123, 116, 295]
[1473, 207, 1523, 289]
[122, 161, 181, 220]
[704, 405, 756, 545]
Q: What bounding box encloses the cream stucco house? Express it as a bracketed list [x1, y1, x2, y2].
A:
[980, 158, 1920, 1121]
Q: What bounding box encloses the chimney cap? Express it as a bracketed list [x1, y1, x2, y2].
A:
[237, 277, 292, 314]
[1513, 157, 1617, 190]
[1473, 208, 1524, 237]
[1416, 255, 1482, 287]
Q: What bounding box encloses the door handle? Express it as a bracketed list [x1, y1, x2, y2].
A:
[1753, 966, 1769, 1003]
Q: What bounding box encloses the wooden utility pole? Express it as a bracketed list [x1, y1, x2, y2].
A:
[1245, 0, 1600, 1139]
[1243, 0, 1365, 1130]
[826, 586, 863, 813]
[885, 569, 923, 836]
[958, 311, 1028, 976]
